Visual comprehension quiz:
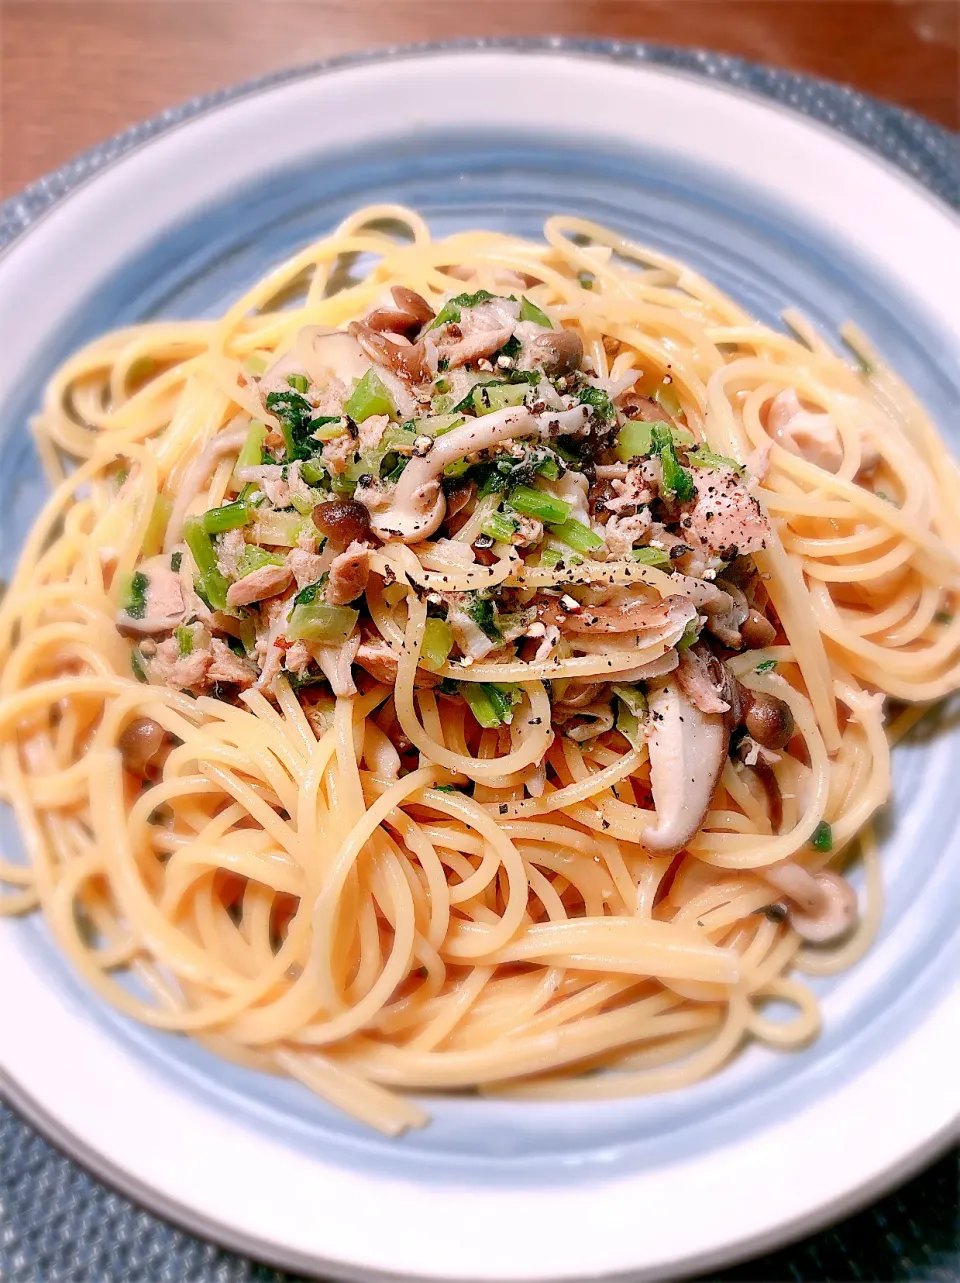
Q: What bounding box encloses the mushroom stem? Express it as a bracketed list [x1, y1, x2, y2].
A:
[643, 676, 731, 856]
[370, 406, 540, 543]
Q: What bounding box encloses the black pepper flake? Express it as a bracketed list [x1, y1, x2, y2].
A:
[499, 804, 509, 815]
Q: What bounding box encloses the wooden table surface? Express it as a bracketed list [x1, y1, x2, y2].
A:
[1, 0, 957, 200]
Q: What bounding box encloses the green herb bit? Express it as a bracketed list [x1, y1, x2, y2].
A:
[432, 783, 458, 793]
[287, 601, 358, 644]
[519, 296, 553, 328]
[201, 501, 251, 535]
[630, 546, 672, 569]
[421, 618, 454, 671]
[293, 578, 327, 607]
[577, 385, 614, 424]
[538, 546, 565, 569]
[548, 517, 604, 554]
[170, 551, 182, 573]
[121, 571, 149, 620]
[300, 458, 328, 486]
[236, 420, 268, 472]
[467, 594, 502, 643]
[183, 515, 230, 612]
[130, 649, 148, 683]
[686, 446, 744, 474]
[934, 610, 953, 625]
[343, 369, 395, 423]
[652, 423, 695, 502]
[462, 681, 522, 729]
[286, 373, 310, 394]
[534, 452, 560, 481]
[755, 659, 778, 674]
[612, 684, 648, 717]
[265, 390, 317, 461]
[509, 485, 570, 525]
[578, 273, 594, 290]
[175, 625, 195, 657]
[653, 381, 683, 418]
[676, 618, 700, 651]
[481, 510, 520, 543]
[238, 545, 286, 578]
[428, 289, 498, 331]
[310, 417, 348, 442]
[811, 820, 833, 852]
[615, 701, 645, 751]
[443, 458, 472, 479]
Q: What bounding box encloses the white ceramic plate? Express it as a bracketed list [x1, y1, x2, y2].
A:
[1, 45, 958, 1283]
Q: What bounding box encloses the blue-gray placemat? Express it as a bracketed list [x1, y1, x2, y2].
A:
[0, 38, 958, 1283]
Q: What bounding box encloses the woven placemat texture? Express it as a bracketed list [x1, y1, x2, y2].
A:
[1, 38, 958, 1283]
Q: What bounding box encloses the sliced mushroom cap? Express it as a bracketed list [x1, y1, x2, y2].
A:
[643, 676, 731, 856]
[349, 322, 427, 383]
[527, 328, 583, 378]
[743, 690, 795, 751]
[118, 717, 171, 781]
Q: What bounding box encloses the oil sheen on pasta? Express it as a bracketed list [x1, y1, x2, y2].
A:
[2, 207, 958, 1135]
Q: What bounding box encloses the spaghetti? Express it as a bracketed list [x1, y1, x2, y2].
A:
[2, 206, 959, 1135]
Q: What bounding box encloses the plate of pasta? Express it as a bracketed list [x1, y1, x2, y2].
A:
[1, 43, 958, 1283]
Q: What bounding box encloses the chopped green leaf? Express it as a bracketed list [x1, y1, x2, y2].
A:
[130, 649, 147, 683]
[461, 681, 522, 729]
[467, 594, 501, 643]
[686, 446, 743, 474]
[481, 510, 520, 543]
[421, 618, 454, 671]
[811, 820, 833, 852]
[615, 701, 645, 751]
[121, 571, 149, 620]
[170, 551, 182, 573]
[266, 390, 317, 461]
[286, 373, 309, 394]
[175, 625, 194, 657]
[577, 385, 614, 423]
[755, 659, 778, 674]
[183, 516, 229, 612]
[310, 417, 347, 442]
[676, 618, 700, 651]
[519, 296, 553, 328]
[201, 501, 251, 535]
[238, 545, 286, 578]
[293, 577, 328, 607]
[548, 517, 604, 554]
[428, 289, 499, 331]
[612, 684, 648, 717]
[630, 546, 672, 569]
[287, 601, 358, 644]
[652, 423, 695, 502]
[509, 485, 570, 525]
[343, 369, 395, 423]
[236, 419, 268, 471]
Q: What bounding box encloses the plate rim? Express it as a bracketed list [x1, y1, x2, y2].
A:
[3, 1077, 957, 1283]
[1, 38, 958, 1283]
[1, 36, 956, 264]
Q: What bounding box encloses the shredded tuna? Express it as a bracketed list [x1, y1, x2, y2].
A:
[208, 638, 257, 688]
[288, 546, 330, 590]
[685, 467, 771, 558]
[321, 433, 359, 476]
[326, 541, 370, 606]
[676, 645, 731, 714]
[149, 636, 211, 690]
[225, 563, 293, 609]
[604, 510, 652, 556]
[215, 528, 247, 580]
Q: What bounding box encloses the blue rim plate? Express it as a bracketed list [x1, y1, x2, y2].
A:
[0, 41, 958, 1283]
